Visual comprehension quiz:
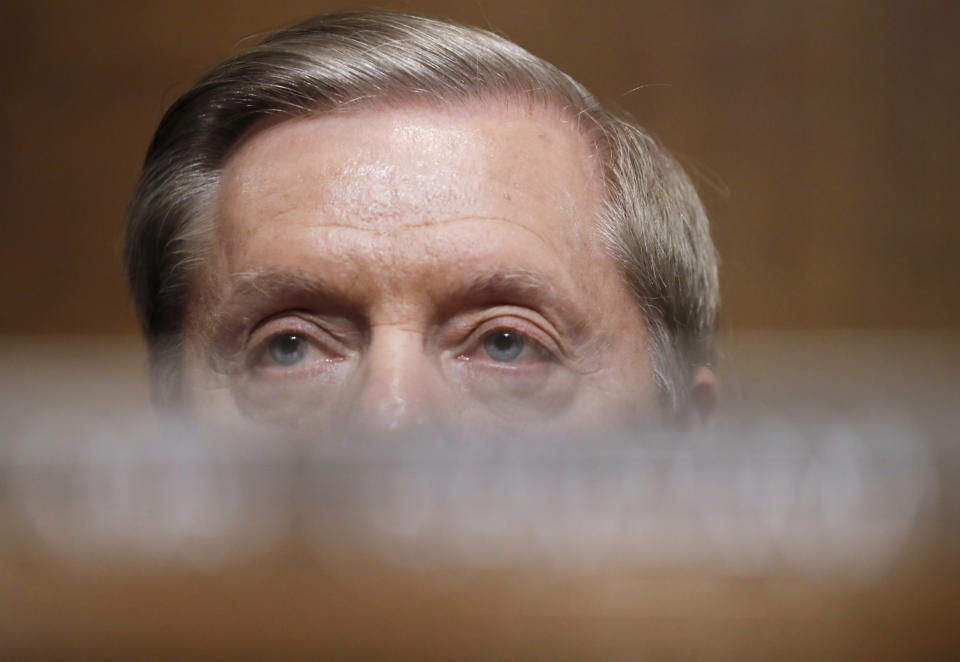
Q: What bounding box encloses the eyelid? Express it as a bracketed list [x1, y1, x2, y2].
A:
[458, 311, 564, 362]
[246, 313, 350, 366]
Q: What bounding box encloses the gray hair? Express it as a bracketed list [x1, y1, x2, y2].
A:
[125, 10, 718, 412]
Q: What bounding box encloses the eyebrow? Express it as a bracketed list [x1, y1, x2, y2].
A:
[209, 270, 360, 328]
[439, 269, 590, 343]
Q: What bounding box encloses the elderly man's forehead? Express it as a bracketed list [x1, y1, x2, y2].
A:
[215, 103, 604, 234]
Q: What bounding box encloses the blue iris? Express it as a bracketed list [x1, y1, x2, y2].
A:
[268, 334, 307, 366]
[483, 330, 524, 362]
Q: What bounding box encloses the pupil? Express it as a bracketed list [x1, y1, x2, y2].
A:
[483, 330, 524, 362]
[268, 334, 306, 366]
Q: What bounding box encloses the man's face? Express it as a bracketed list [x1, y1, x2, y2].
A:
[180, 103, 660, 433]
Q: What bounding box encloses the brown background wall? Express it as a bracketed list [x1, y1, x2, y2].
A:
[1, 0, 957, 338]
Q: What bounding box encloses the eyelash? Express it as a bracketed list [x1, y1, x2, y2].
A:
[460, 317, 559, 365]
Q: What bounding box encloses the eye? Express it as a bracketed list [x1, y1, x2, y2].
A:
[244, 315, 355, 379]
[266, 333, 309, 366]
[467, 321, 557, 367]
[482, 330, 525, 362]
[451, 319, 568, 407]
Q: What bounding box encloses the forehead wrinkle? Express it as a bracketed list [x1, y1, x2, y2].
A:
[295, 214, 559, 249]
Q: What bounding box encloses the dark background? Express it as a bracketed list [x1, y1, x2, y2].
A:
[2, 0, 958, 339]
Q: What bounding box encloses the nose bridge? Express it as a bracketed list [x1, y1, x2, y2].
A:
[349, 325, 440, 433]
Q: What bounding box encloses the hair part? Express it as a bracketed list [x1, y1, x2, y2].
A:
[125, 10, 718, 413]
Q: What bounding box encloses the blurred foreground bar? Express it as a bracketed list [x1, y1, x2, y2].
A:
[0, 332, 958, 660]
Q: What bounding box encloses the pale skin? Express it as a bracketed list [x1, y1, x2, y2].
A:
[179, 102, 708, 435]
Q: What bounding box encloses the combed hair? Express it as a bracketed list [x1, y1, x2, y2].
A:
[125, 10, 719, 412]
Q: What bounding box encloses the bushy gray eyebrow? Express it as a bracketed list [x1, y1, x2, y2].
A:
[439, 269, 590, 343]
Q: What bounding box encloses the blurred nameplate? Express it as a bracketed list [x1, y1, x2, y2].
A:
[0, 333, 958, 660]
